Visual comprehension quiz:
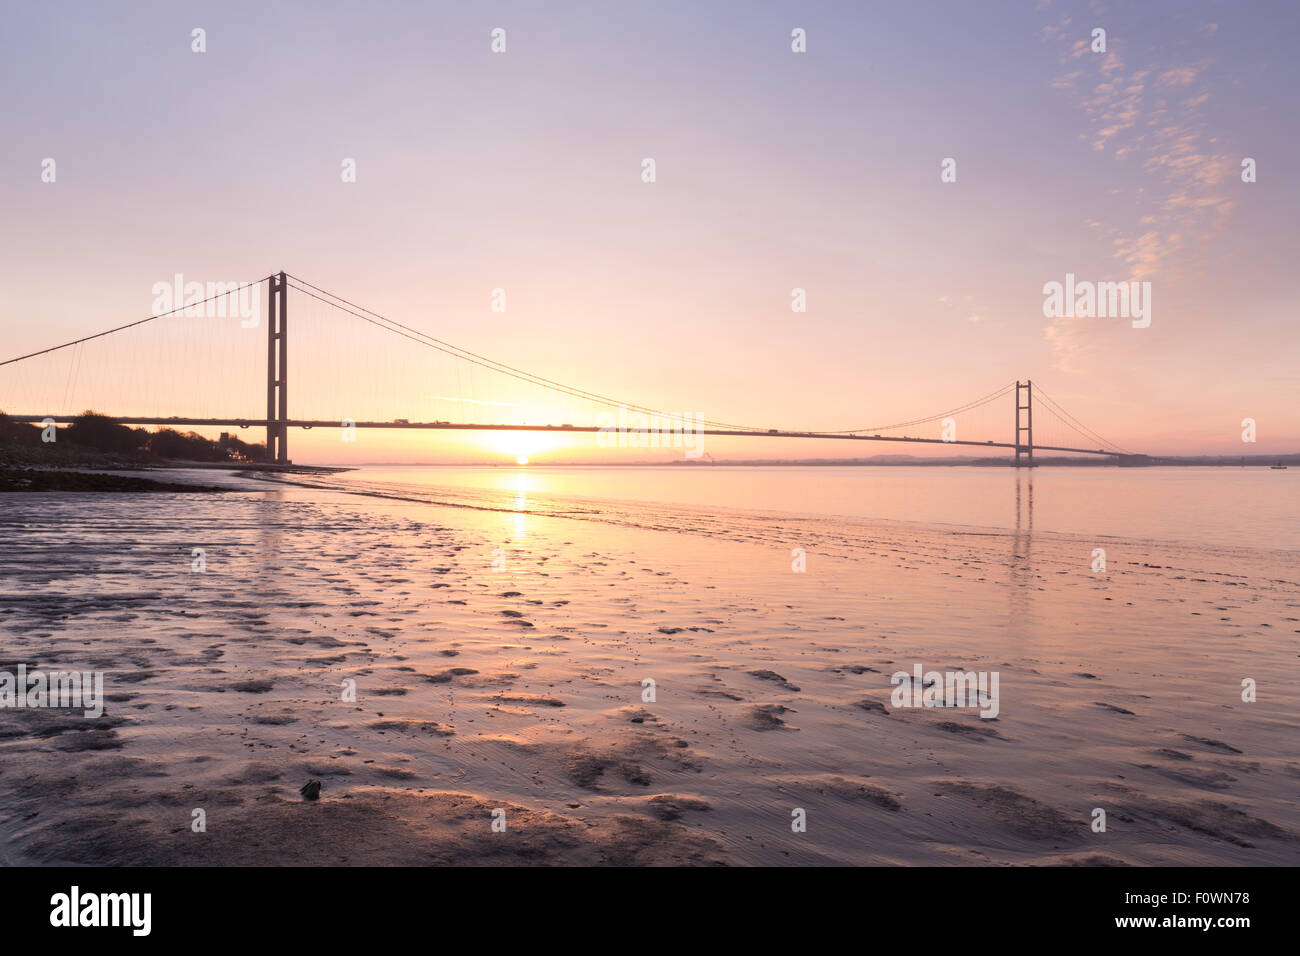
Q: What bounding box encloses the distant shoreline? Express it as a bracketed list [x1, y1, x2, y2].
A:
[295, 456, 1300, 468]
[3, 447, 1295, 480]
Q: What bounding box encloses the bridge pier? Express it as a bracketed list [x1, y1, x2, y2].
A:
[1014, 380, 1034, 467]
[266, 272, 289, 464]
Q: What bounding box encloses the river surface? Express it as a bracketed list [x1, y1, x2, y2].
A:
[336, 465, 1298, 552]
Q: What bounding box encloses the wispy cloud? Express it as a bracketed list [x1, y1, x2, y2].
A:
[1040, 5, 1236, 367]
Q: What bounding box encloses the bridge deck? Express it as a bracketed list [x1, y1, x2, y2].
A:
[3, 415, 1124, 457]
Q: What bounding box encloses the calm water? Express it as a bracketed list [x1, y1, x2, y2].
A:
[338, 465, 1299, 552]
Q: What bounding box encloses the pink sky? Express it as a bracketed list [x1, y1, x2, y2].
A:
[1, 1, 1296, 462]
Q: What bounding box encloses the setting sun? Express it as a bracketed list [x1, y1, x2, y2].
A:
[478, 429, 568, 463]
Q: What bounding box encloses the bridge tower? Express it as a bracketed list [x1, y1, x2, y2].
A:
[1014, 380, 1033, 467]
[266, 271, 289, 464]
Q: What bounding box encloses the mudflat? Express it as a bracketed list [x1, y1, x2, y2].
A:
[1, 474, 1296, 865]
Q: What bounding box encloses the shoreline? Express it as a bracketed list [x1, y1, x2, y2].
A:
[0, 467, 226, 493]
[0, 459, 353, 493]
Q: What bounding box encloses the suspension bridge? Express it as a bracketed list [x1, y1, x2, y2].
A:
[0, 271, 1144, 466]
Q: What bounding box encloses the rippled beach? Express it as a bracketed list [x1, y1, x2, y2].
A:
[1, 467, 1297, 865]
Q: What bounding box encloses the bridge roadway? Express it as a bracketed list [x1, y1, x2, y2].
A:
[3, 414, 1126, 458]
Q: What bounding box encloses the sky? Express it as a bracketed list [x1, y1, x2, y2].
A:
[1, 0, 1297, 463]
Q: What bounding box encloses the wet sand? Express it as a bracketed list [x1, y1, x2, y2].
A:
[1, 474, 1297, 865]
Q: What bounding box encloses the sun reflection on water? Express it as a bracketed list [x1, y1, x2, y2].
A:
[511, 470, 529, 539]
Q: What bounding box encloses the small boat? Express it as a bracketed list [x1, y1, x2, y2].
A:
[1270, 462, 1288, 470]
